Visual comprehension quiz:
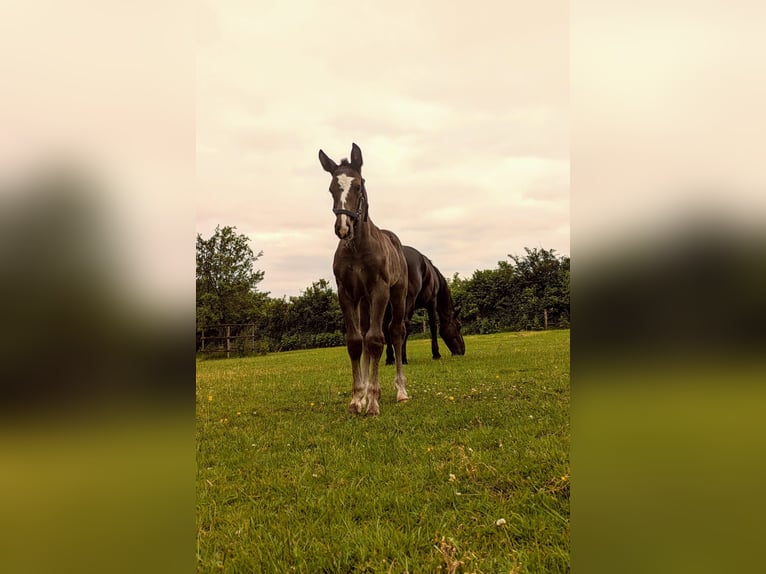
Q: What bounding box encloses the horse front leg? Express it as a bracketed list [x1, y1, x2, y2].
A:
[349, 334, 367, 415]
[365, 289, 397, 416]
[339, 290, 366, 415]
[427, 303, 441, 360]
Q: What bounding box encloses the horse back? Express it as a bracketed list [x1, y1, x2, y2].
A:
[401, 245, 440, 308]
[379, 228, 408, 288]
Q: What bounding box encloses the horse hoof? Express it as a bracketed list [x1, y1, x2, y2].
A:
[396, 394, 409, 403]
[348, 403, 362, 415]
[432, 355, 441, 360]
[366, 406, 380, 416]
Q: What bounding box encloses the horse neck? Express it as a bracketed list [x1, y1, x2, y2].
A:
[435, 273, 456, 322]
[337, 217, 378, 255]
[352, 217, 378, 245]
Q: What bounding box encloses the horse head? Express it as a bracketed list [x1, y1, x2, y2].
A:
[318, 143, 367, 241]
[436, 272, 466, 356]
[440, 316, 466, 356]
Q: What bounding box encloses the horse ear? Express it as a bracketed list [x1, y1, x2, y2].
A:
[350, 143, 363, 172]
[318, 149, 338, 174]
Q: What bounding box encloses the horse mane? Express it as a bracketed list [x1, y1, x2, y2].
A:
[434, 267, 457, 319]
[339, 158, 350, 166]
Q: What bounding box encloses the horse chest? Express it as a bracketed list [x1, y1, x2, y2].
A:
[335, 260, 386, 286]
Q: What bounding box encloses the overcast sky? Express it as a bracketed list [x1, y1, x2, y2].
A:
[3, 1, 762, 310]
[196, 0, 569, 298]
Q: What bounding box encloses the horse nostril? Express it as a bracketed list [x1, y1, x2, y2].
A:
[335, 216, 352, 239]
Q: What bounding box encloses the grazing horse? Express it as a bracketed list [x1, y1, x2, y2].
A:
[385, 245, 466, 365]
[318, 143, 409, 416]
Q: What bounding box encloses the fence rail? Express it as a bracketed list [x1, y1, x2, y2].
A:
[197, 324, 260, 358]
[196, 320, 429, 358]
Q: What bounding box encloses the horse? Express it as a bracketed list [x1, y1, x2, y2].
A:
[384, 245, 466, 365]
[318, 143, 409, 416]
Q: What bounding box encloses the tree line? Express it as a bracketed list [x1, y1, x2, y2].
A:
[196, 225, 569, 357]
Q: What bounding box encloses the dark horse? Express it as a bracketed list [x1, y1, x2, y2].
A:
[384, 245, 465, 365]
[318, 143, 409, 416]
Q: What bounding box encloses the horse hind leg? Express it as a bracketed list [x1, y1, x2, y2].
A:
[384, 343, 395, 366]
[383, 304, 395, 366]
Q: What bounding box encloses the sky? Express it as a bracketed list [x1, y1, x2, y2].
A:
[196, 0, 569, 298]
[4, 1, 761, 306]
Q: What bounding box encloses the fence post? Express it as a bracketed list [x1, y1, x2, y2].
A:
[226, 325, 231, 358]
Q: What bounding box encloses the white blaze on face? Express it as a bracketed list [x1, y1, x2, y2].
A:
[335, 174, 355, 208]
[335, 173, 356, 236]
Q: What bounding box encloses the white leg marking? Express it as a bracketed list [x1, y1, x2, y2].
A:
[396, 374, 409, 402]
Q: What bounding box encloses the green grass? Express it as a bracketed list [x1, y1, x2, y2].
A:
[196, 330, 570, 573]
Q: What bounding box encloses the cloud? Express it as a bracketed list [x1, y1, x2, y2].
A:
[197, 0, 569, 296]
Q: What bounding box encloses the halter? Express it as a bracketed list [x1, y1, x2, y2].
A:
[332, 178, 368, 222]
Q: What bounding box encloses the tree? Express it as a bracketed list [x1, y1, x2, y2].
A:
[287, 279, 343, 336]
[448, 248, 570, 334]
[509, 248, 570, 329]
[196, 225, 266, 330]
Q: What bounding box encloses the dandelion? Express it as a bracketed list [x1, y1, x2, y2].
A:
[310, 402, 315, 407]
[495, 518, 507, 527]
[448, 396, 455, 401]
[208, 395, 213, 401]
[448, 473, 457, 482]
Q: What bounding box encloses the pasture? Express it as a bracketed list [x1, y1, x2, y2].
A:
[196, 330, 570, 573]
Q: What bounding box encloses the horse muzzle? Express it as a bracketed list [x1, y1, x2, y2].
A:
[335, 214, 353, 240]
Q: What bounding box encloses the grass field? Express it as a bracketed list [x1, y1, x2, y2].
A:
[196, 330, 570, 573]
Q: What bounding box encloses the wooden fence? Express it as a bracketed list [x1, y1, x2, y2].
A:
[197, 323, 260, 358]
